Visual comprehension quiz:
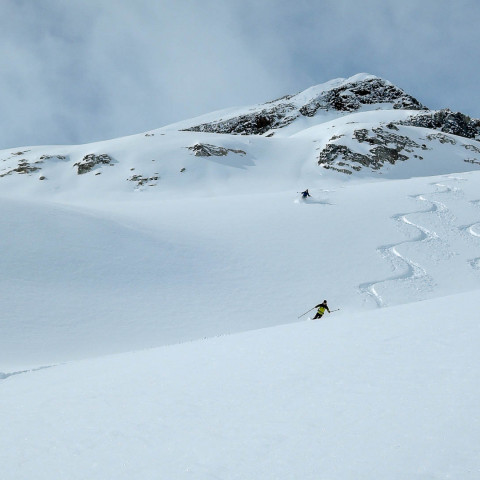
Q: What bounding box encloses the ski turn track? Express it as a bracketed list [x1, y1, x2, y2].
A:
[439, 177, 480, 273]
[360, 184, 454, 307]
[466, 198, 480, 271]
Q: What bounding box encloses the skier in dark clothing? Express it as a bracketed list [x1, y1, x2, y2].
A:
[301, 189, 311, 198]
[313, 300, 330, 320]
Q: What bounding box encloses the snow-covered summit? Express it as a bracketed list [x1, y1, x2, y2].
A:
[182, 73, 426, 136]
[0, 74, 479, 200]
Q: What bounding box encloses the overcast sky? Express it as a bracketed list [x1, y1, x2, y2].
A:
[1, 0, 479, 149]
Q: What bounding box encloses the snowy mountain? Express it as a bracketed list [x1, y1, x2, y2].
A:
[1, 74, 480, 480]
[181, 73, 427, 135]
[1, 73, 480, 198]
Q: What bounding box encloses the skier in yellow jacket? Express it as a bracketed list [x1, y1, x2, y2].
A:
[313, 300, 330, 320]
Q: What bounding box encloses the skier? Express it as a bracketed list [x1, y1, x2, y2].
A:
[313, 300, 330, 320]
[301, 189, 311, 198]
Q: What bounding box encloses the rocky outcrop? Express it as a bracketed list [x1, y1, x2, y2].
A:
[0, 159, 43, 177]
[11, 150, 31, 156]
[465, 144, 480, 153]
[127, 174, 159, 187]
[425, 133, 456, 145]
[397, 109, 480, 140]
[184, 109, 297, 136]
[354, 127, 426, 151]
[464, 158, 480, 165]
[318, 127, 427, 174]
[187, 143, 246, 156]
[39, 154, 67, 161]
[73, 154, 113, 174]
[300, 78, 425, 117]
[183, 77, 426, 136]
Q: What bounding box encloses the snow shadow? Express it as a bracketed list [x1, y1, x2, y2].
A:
[469, 258, 480, 270]
[0, 365, 54, 381]
[200, 154, 255, 170]
[294, 197, 332, 205]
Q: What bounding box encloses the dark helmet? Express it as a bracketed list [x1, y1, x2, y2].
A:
[323, 299, 327, 303]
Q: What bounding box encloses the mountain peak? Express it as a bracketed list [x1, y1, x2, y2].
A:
[1, 74, 479, 198]
[183, 74, 426, 136]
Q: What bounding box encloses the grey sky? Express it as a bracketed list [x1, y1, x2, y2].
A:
[1, 0, 479, 149]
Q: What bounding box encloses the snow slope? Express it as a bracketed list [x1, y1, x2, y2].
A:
[1, 292, 479, 480]
[1, 74, 480, 479]
[2, 171, 480, 369]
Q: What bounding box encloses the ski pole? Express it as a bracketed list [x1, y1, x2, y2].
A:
[330, 309, 340, 313]
[298, 307, 315, 319]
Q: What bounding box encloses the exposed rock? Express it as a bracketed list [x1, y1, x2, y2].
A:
[0, 159, 43, 177]
[465, 144, 480, 153]
[329, 134, 344, 141]
[464, 158, 480, 165]
[318, 144, 372, 174]
[11, 150, 30, 156]
[425, 133, 456, 145]
[39, 154, 67, 161]
[321, 161, 354, 175]
[183, 77, 426, 136]
[318, 127, 425, 173]
[300, 78, 425, 117]
[73, 154, 113, 174]
[187, 143, 246, 157]
[184, 110, 296, 136]
[398, 109, 480, 140]
[127, 174, 159, 187]
[355, 127, 425, 151]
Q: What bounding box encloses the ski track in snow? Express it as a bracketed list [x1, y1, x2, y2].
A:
[464, 199, 480, 271]
[361, 177, 480, 305]
[464, 223, 480, 238]
[360, 183, 456, 307]
[439, 178, 480, 271]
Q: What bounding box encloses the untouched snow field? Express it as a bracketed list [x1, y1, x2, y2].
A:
[1, 75, 480, 478]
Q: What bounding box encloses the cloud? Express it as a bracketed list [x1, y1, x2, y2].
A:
[0, 0, 479, 149]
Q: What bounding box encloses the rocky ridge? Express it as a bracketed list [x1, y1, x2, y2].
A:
[397, 109, 480, 139]
[182, 76, 426, 136]
[317, 109, 480, 175]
